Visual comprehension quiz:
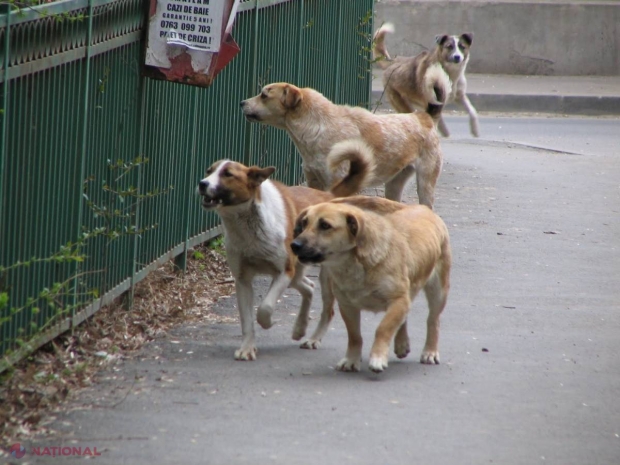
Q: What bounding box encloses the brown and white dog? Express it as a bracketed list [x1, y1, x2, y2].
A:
[197, 149, 372, 360]
[373, 23, 479, 138]
[291, 196, 451, 373]
[241, 82, 443, 208]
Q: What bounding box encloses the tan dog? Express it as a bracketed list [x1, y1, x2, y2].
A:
[373, 23, 479, 138]
[241, 82, 443, 208]
[197, 152, 370, 360]
[291, 196, 451, 373]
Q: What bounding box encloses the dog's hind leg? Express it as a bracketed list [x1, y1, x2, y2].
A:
[234, 273, 258, 361]
[385, 88, 415, 113]
[394, 319, 411, 359]
[415, 149, 442, 209]
[455, 84, 479, 137]
[290, 266, 315, 341]
[385, 165, 415, 202]
[420, 258, 450, 364]
[300, 267, 335, 349]
[257, 271, 293, 330]
[437, 116, 451, 138]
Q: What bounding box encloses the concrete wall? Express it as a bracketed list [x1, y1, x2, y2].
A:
[374, 0, 620, 76]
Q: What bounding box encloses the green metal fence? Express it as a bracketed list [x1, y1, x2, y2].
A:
[0, 0, 374, 368]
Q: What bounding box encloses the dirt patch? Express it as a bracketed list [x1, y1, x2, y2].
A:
[0, 241, 234, 443]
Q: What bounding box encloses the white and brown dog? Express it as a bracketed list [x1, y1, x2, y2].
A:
[241, 82, 443, 208]
[291, 196, 451, 373]
[197, 149, 372, 360]
[373, 23, 479, 138]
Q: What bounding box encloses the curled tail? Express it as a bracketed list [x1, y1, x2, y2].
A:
[372, 22, 395, 70]
[328, 140, 376, 197]
[424, 64, 452, 124]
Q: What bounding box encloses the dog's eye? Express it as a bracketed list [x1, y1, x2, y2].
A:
[458, 43, 465, 51]
[446, 43, 454, 50]
[206, 168, 213, 175]
[319, 220, 332, 231]
[223, 170, 233, 177]
[260, 92, 268, 100]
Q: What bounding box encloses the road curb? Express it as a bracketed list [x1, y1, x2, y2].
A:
[371, 90, 620, 116]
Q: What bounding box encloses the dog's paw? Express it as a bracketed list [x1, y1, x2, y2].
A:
[336, 357, 361, 372]
[256, 305, 274, 329]
[368, 356, 388, 373]
[420, 350, 440, 364]
[300, 339, 321, 350]
[234, 346, 257, 361]
[394, 339, 410, 359]
[291, 322, 307, 341]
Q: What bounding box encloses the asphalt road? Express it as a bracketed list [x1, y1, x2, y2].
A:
[17, 116, 620, 465]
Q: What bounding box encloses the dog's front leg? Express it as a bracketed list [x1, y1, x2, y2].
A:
[336, 303, 363, 372]
[369, 296, 411, 373]
[234, 276, 258, 361]
[290, 266, 315, 341]
[300, 267, 334, 349]
[256, 271, 293, 330]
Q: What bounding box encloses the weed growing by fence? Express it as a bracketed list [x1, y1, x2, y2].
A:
[0, 158, 170, 373]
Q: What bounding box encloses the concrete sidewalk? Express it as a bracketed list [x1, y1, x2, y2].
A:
[15, 116, 620, 465]
[371, 70, 620, 115]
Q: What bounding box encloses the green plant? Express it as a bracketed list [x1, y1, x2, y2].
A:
[207, 236, 226, 257]
[192, 251, 205, 260]
[0, 157, 170, 373]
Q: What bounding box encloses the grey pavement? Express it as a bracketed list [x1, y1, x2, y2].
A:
[13, 115, 620, 465]
[371, 69, 620, 115]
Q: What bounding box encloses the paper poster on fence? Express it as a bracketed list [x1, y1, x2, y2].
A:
[144, 0, 240, 86]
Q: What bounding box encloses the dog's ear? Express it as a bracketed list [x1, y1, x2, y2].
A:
[247, 166, 276, 185]
[460, 33, 473, 46]
[293, 211, 308, 238]
[281, 85, 303, 109]
[435, 34, 450, 46]
[346, 213, 362, 237]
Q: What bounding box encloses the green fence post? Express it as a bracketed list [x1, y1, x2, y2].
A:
[0, 3, 11, 357]
[174, 86, 199, 272]
[0, 4, 10, 236]
[128, 61, 147, 308]
[243, 0, 260, 166]
[332, 0, 344, 104]
[72, 0, 95, 324]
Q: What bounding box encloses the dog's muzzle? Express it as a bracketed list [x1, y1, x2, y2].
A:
[197, 180, 223, 210]
[240, 100, 260, 122]
[290, 239, 324, 264]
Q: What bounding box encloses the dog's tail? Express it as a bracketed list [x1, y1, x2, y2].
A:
[372, 22, 395, 70]
[328, 140, 376, 198]
[423, 64, 452, 123]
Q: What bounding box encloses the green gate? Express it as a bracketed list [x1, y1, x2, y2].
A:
[0, 0, 374, 369]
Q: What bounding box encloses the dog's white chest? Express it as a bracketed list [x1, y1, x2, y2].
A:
[220, 181, 289, 268]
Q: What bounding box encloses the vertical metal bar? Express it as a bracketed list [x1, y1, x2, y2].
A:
[333, 0, 344, 104]
[129, 49, 147, 308]
[0, 4, 10, 234]
[295, 0, 304, 84]
[72, 0, 95, 322]
[174, 86, 199, 272]
[0, 3, 11, 357]
[367, 0, 374, 110]
[243, 0, 260, 166]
